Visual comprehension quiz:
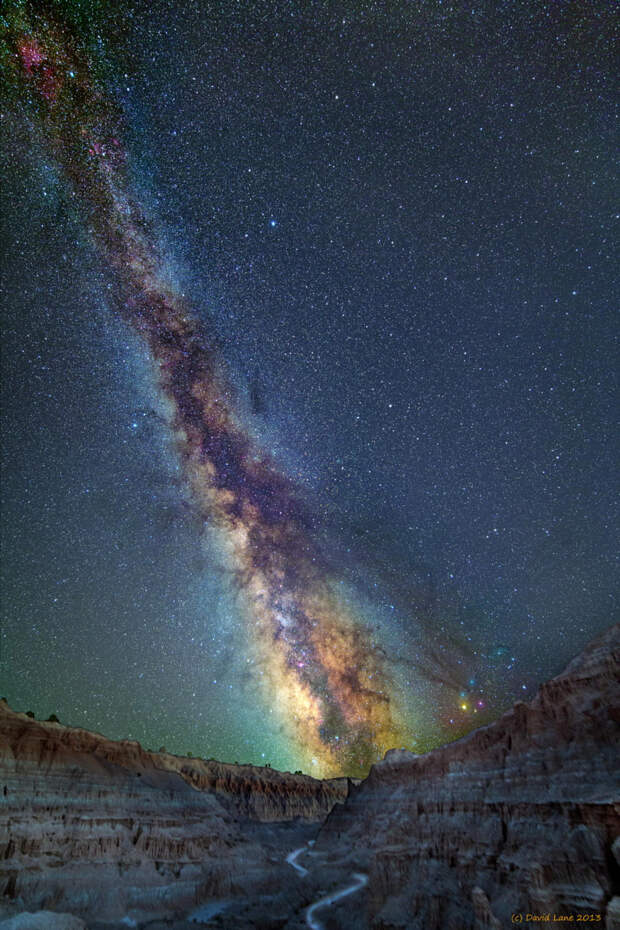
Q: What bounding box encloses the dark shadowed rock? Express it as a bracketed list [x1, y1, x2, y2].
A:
[315, 623, 620, 929]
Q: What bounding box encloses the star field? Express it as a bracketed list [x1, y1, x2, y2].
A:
[0, 0, 617, 775]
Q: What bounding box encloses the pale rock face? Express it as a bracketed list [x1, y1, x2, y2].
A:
[606, 896, 620, 930]
[0, 914, 87, 930]
[471, 886, 502, 930]
[316, 623, 620, 930]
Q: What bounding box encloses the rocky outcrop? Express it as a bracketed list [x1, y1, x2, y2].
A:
[1, 626, 617, 929]
[0, 704, 349, 822]
[159, 755, 352, 823]
[316, 623, 620, 929]
[0, 702, 349, 925]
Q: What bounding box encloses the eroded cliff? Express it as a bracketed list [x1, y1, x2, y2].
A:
[0, 704, 349, 925]
[314, 623, 620, 929]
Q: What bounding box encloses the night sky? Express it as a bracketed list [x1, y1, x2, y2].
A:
[0, 0, 617, 776]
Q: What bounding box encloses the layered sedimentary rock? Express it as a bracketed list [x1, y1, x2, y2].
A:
[317, 623, 620, 930]
[0, 705, 349, 822]
[0, 703, 349, 924]
[1, 627, 618, 929]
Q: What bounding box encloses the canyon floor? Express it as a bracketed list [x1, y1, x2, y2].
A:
[1, 623, 619, 930]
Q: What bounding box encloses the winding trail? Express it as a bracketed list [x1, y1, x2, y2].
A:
[305, 872, 368, 930]
[286, 846, 309, 877]
[286, 841, 367, 930]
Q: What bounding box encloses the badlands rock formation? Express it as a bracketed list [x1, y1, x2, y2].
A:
[315, 623, 620, 929]
[0, 624, 618, 929]
[0, 703, 349, 926]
